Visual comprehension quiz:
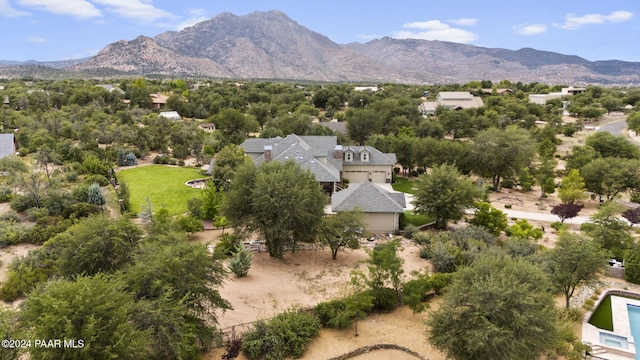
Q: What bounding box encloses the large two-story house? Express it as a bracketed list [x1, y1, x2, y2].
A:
[240, 134, 404, 233]
[240, 134, 397, 189]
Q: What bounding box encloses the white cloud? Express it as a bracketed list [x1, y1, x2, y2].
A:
[91, 0, 171, 22]
[17, 0, 100, 18]
[356, 33, 381, 42]
[559, 10, 634, 30]
[174, 8, 208, 30]
[0, 0, 29, 17]
[513, 23, 547, 35]
[449, 18, 478, 26]
[392, 20, 477, 43]
[26, 37, 45, 42]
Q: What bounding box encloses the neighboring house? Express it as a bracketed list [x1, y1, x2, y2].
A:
[354, 86, 380, 92]
[95, 84, 125, 94]
[419, 91, 484, 115]
[0, 133, 16, 158]
[331, 182, 406, 233]
[198, 123, 216, 132]
[150, 93, 168, 109]
[240, 134, 397, 190]
[159, 111, 182, 121]
[481, 88, 513, 95]
[529, 86, 586, 105]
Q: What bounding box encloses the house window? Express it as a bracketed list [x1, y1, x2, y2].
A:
[361, 151, 369, 162]
[345, 151, 353, 162]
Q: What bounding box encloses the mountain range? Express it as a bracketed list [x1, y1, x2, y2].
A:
[2, 10, 640, 85]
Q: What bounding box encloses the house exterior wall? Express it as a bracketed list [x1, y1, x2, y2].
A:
[342, 165, 392, 183]
[363, 213, 400, 233]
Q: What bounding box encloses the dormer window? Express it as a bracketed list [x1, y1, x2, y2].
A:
[345, 151, 353, 162]
[361, 150, 369, 162]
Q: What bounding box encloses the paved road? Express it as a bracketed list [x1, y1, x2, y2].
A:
[596, 116, 627, 136]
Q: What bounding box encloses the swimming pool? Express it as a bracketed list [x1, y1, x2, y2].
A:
[628, 305, 640, 360]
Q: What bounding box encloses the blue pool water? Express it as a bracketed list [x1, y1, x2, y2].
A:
[600, 332, 629, 349]
[628, 305, 640, 360]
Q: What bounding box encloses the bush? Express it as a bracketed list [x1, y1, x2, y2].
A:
[0, 221, 29, 247]
[403, 275, 433, 313]
[550, 221, 569, 232]
[242, 309, 321, 360]
[403, 224, 418, 239]
[370, 287, 399, 312]
[25, 207, 49, 222]
[84, 174, 109, 187]
[9, 194, 37, 212]
[0, 186, 12, 202]
[0, 260, 52, 301]
[429, 273, 453, 295]
[315, 299, 351, 329]
[213, 234, 241, 259]
[153, 154, 171, 164]
[412, 232, 431, 246]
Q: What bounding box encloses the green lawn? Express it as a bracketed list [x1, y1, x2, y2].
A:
[392, 177, 417, 194]
[117, 165, 204, 216]
[588, 294, 613, 331]
[404, 210, 434, 227]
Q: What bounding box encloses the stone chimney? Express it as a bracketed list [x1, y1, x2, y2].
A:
[334, 145, 343, 160]
[264, 145, 272, 162]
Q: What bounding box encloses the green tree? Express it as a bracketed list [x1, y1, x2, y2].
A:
[211, 144, 249, 190]
[586, 132, 640, 159]
[46, 215, 142, 277]
[22, 274, 151, 360]
[129, 78, 151, 109]
[228, 245, 252, 277]
[413, 164, 482, 229]
[581, 201, 634, 259]
[469, 202, 507, 236]
[624, 242, 640, 284]
[122, 237, 231, 329]
[345, 108, 381, 145]
[580, 157, 640, 201]
[558, 168, 588, 204]
[427, 253, 558, 360]
[469, 127, 535, 191]
[518, 167, 535, 191]
[361, 240, 404, 300]
[222, 160, 326, 258]
[117, 180, 131, 213]
[201, 182, 224, 221]
[544, 231, 609, 308]
[212, 108, 258, 145]
[319, 210, 365, 260]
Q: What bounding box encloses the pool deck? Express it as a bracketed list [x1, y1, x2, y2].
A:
[582, 289, 640, 359]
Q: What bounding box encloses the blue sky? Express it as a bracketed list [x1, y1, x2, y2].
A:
[1, 0, 639, 63]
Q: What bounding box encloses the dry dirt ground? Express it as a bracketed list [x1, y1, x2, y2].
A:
[191, 229, 445, 360]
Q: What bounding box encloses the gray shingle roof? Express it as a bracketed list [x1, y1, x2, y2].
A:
[0, 133, 15, 158]
[332, 182, 405, 213]
[240, 135, 396, 183]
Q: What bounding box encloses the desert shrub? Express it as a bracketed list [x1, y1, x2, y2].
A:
[0, 210, 20, 222]
[65, 170, 79, 182]
[370, 287, 399, 312]
[25, 207, 49, 222]
[0, 186, 12, 202]
[62, 202, 103, 220]
[84, 174, 109, 187]
[315, 299, 351, 329]
[403, 224, 418, 239]
[222, 331, 243, 360]
[429, 273, 453, 295]
[23, 217, 75, 245]
[402, 273, 432, 313]
[9, 194, 37, 212]
[242, 309, 321, 360]
[559, 307, 584, 323]
[419, 246, 430, 259]
[0, 221, 29, 247]
[0, 257, 53, 301]
[213, 234, 241, 259]
[41, 191, 76, 216]
[412, 231, 431, 246]
[551, 221, 569, 232]
[153, 154, 170, 164]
